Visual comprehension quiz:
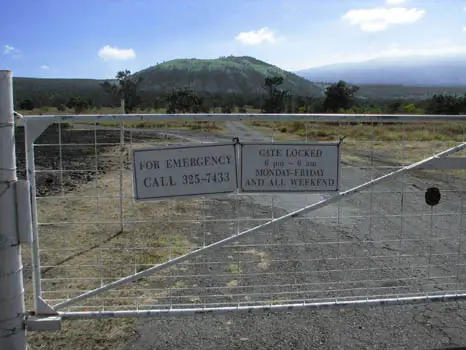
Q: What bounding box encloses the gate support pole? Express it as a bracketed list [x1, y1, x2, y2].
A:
[0, 70, 27, 349]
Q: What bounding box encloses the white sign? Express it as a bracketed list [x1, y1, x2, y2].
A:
[132, 143, 238, 200]
[240, 142, 341, 192]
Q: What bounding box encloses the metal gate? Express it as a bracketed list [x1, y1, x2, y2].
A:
[22, 112, 466, 323]
[3, 72, 466, 346]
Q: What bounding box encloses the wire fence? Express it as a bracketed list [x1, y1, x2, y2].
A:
[18, 114, 466, 317]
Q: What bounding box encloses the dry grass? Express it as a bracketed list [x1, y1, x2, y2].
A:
[28, 319, 139, 350]
[248, 120, 466, 142]
[246, 120, 466, 166]
[226, 280, 238, 288]
[97, 119, 224, 133]
[17, 107, 167, 116]
[227, 262, 243, 275]
[18, 113, 225, 134]
[238, 249, 270, 271]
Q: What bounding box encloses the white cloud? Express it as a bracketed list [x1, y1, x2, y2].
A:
[3, 45, 14, 55]
[41, 65, 50, 70]
[98, 45, 136, 61]
[386, 0, 408, 5]
[2, 44, 22, 59]
[235, 27, 281, 45]
[342, 7, 425, 31]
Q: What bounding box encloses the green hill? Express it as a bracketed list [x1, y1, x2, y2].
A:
[135, 56, 321, 96]
[12, 56, 322, 108]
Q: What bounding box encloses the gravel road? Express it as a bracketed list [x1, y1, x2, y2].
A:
[115, 121, 466, 350]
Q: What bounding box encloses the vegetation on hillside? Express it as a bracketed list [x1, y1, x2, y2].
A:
[11, 55, 466, 116]
[134, 56, 320, 96]
[355, 84, 466, 101]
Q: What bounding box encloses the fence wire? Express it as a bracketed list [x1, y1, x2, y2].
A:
[18, 115, 466, 315]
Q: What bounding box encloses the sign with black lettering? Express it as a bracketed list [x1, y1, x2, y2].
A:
[132, 143, 238, 200]
[240, 142, 341, 192]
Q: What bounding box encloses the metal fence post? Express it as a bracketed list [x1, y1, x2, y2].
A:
[120, 98, 125, 114]
[0, 71, 27, 349]
[120, 99, 125, 232]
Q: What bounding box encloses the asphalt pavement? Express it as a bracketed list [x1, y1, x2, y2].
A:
[118, 121, 466, 350]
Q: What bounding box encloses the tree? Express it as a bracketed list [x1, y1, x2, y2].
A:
[101, 69, 143, 113]
[323, 80, 359, 112]
[261, 76, 290, 113]
[426, 94, 466, 115]
[221, 104, 233, 113]
[221, 94, 235, 113]
[153, 96, 162, 111]
[19, 98, 35, 110]
[286, 94, 294, 113]
[387, 100, 403, 113]
[66, 97, 90, 114]
[165, 87, 207, 113]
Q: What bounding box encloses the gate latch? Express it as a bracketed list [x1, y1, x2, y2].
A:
[425, 187, 441, 206]
[15, 180, 33, 244]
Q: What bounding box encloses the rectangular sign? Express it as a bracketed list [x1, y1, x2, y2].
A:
[132, 143, 238, 200]
[240, 142, 341, 193]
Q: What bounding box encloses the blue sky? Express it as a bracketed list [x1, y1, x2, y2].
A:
[1, 0, 465, 79]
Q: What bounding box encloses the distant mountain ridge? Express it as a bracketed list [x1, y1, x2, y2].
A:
[295, 55, 466, 87]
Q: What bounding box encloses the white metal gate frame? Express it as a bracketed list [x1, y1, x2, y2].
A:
[21, 112, 466, 327]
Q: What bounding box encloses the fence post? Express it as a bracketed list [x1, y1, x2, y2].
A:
[120, 98, 125, 114]
[0, 71, 27, 349]
[119, 99, 125, 232]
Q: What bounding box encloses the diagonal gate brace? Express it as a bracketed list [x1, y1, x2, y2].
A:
[51, 141, 466, 311]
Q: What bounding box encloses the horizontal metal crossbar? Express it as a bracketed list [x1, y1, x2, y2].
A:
[21, 112, 466, 122]
[57, 293, 466, 319]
